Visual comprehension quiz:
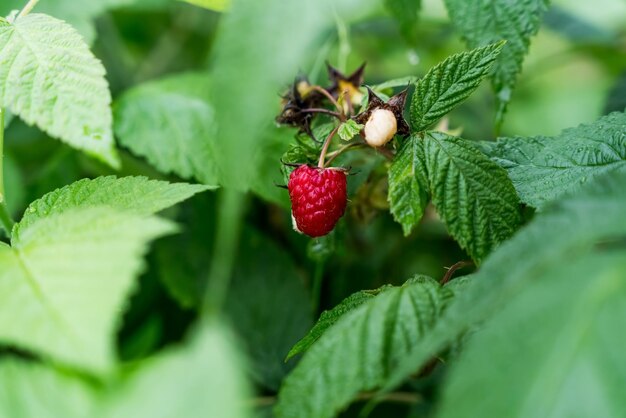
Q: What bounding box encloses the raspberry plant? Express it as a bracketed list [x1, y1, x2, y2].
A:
[0, 0, 624, 417]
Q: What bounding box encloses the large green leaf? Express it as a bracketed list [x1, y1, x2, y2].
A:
[226, 229, 313, 390]
[410, 42, 504, 132]
[114, 73, 220, 186]
[443, 0, 549, 121]
[0, 207, 175, 374]
[422, 132, 521, 262]
[1, 0, 130, 43]
[15, 176, 210, 240]
[388, 136, 430, 236]
[104, 322, 250, 418]
[438, 252, 626, 418]
[381, 168, 626, 396]
[275, 276, 453, 418]
[0, 359, 100, 418]
[481, 111, 626, 209]
[0, 14, 118, 167]
[286, 285, 391, 361]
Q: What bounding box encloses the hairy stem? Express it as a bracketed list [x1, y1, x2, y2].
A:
[0, 109, 15, 238]
[18, 0, 40, 17]
[318, 126, 339, 168]
[311, 85, 344, 119]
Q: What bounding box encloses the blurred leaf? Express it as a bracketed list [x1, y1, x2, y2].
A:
[338, 119, 363, 142]
[384, 0, 421, 43]
[0, 14, 119, 167]
[0, 359, 100, 418]
[105, 321, 250, 418]
[388, 135, 429, 236]
[371, 76, 417, 92]
[15, 175, 210, 240]
[275, 276, 453, 418]
[0, 207, 175, 374]
[225, 229, 312, 390]
[439, 252, 626, 418]
[423, 132, 520, 262]
[286, 284, 392, 361]
[0, 0, 130, 43]
[410, 42, 504, 132]
[382, 169, 626, 395]
[482, 110, 626, 209]
[114, 72, 220, 186]
[544, 5, 617, 45]
[4, 152, 26, 217]
[604, 72, 626, 114]
[443, 0, 549, 124]
[178, 0, 229, 12]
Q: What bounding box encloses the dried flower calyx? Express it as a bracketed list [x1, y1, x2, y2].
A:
[354, 87, 409, 147]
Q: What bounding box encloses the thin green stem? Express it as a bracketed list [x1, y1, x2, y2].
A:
[18, 0, 40, 17]
[311, 261, 325, 314]
[202, 189, 246, 317]
[318, 126, 339, 168]
[0, 109, 14, 238]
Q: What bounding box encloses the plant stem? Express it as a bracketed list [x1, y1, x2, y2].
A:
[18, 0, 40, 17]
[324, 142, 365, 166]
[311, 85, 344, 118]
[440, 260, 474, 285]
[311, 261, 325, 314]
[300, 108, 342, 120]
[318, 126, 339, 168]
[202, 189, 246, 316]
[0, 109, 14, 238]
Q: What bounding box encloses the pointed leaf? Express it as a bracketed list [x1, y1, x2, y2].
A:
[337, 119, 363, 142]
[114, 73, 219, 186]
[482, 110, 626, 209]
[275, 276, 453, 418]
[0, 207, 175, 373]
[0, 14, 119, 167]
[423, 132, 521, 262]
[410, 42, 504, 132]
[388, 135, 430, 235]
[15, 176, 210, 240]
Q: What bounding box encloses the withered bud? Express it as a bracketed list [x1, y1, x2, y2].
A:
[355, 87, 410, 147]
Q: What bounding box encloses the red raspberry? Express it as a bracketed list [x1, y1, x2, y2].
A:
[288, 165, 347, 237]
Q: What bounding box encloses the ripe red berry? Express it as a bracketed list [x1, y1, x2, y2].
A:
[288, 165, 347, 238]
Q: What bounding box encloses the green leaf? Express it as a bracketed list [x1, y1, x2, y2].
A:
[0, 207, 176, 373]
[384, 0, 421, 43]
[285, 285, 392, 361]
[178, 0, 230, 12]
[275, 276, 453, 418]
[0, 14, 119, 167]
[443, 0, 549, 121]
[439, 252, 626, 418]
[15, 176, 210, 240]
[1, 0, 130, 43]
[114, 73, 219, 186]
[410, 42, 504, 132]
[381, 169, 626, 396]
[337, 119, 363, 142]
[372, 76, 417, 93]
[226, 229, 313, 390]
[104, 322, 250, 418]
[422, 132, 521, 262]
[0, 359, 100, 418]
[482, 111, 626, 209]
[388, 136, 430, 236]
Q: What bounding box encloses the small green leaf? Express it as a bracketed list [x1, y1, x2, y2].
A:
[372, 76, 417, 92]
[15, 176, 210, 240]
[0, 207, 175, 374]
[275, 276, 453, 418]
[337, 119, 364, 142]
[388, 135, 430, 235]
[114, 73, 219, 186]
[410, 42, 504, 132]
[0, 14, 119, 167]
[423, 132, 521, 262]
[439, 252, 626, 418]
[382, 169, 626, 396]
[443, 0, 549, 123]
[481, 110, 626, 209]
[286, 285, 392, 361]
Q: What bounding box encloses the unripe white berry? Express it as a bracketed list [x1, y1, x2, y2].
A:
[363, 108, 397, 147]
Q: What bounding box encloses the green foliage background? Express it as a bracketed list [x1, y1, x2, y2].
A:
[0, 0, 624, 417]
